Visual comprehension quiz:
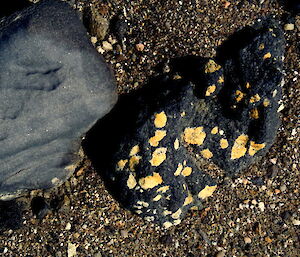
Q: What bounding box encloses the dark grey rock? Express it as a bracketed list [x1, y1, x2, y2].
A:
[0, 0, 117, 200]
[84, 18, 285, 228]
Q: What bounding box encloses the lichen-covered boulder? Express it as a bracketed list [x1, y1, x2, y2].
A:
[0, 0, 117, 200]
[84, 19, 285, 228]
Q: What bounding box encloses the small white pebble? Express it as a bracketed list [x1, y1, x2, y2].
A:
[90, 36, 97, 44]
[258, 202, 265, 212]
[65, 222, 71, 231]
[284, 23, 294, 31]
[292, 219, 300, 226]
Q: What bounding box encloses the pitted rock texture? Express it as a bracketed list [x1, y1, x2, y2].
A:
[0, 0, 117, 200]
[84, 19, 285, 228]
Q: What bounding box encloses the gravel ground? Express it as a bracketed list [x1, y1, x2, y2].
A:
[0, 0, 299, 256]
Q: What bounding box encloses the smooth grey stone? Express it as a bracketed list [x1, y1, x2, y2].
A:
[0, 0, 117, 200]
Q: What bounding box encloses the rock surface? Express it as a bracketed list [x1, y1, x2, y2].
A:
[0, 0, 117, 200]
[84, 19, 285, 228]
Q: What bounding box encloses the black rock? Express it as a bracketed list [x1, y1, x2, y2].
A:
[84, 18, 285, 228]
[0, 0, 117, 200]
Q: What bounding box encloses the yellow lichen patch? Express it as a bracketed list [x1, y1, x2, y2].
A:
[248, 141, 266, 156]
[183, 127, 206, 145]
[204, 59, 221, 73]
[149, 130, 167, 147]
[231, 134, 249, 160]
[249, 94, 261, 103]
[157, 186, 169, 193]
[174, 163, 183, 176]
[220, 138, 229, 149]
[259, 43, 265, 50]
[180, 111, 186, 117]
[174, 138, 180, 150]
[139, 172, 163, 190]
[117, 159, 128, 171]
[171, 209, 182, 219]
[173, 219, 181, 225]
[218, 76, 224, 84]
[183, 193, 194, 206]
[205, 85, 216, 96]
[198, 185, 217, 199]
[181, 167, 192, 177]
[263, 52, 272, 59]
[211, 126, 219, 135]
[154, 111, 167, 128]
[129, 155, 141, 171]
[163, 222, 173, 229]
[153, 195, 162, 201]
[250, 108, 259, 119]
[129, 145, 140, 156]
[149, 147, 167, 166]
[201, 149, 213, 159]
[263, 98, 270, 107]
[236, 90, 245, 102]
[245, 82, 251, 89]
[163, 210, 172, 216]
[127, 173, 137, 189]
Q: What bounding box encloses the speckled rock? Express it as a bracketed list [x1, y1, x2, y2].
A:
[0, 0, 117, 200]
[84, 19, 285, 228]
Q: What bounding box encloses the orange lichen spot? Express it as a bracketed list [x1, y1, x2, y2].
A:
[127, 173, 137, 189]
[263, 52, 272, 59]
[249, 94, 261, 103]
[174, 138, 180, 150]
[181, 167, 192, 177]
[183, 193, 194, 206]
[201, 149, 213, 159]
[205, 59, 221, 73]
[218, 76, 224, 84]
[154, 111, 167, 128]
[149, 147, 167, 166]
[248, 141, 266, 156]
[171, 209, 182, 219]
[231, 134, 249, 160]
[129, 155, 141, 171]
[183, 127, 206, 145]
[174, 163, 183, 176]
[250, 108, 259, 119]
[153, 194, 162, 201]
[139, 172, 163, 190]
[149, 130, 166, 147]
[129, 145, 140, 156]
[117, 159, 128, 171]
[245, 82, 251, 89]
[205, 85, 216, 96]
[211, 126, 219, 134]
[157, 186, 169, 193]
[236, 90, 245, 102]
[220, 138, 229, 149]
[198, 185, 217, 199]
[163, 222, 173, 229]
[263, 98, 270, 107]
[258, 43, 265, 50]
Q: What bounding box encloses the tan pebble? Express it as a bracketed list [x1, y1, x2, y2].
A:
[284, 23, 294, 31]
[216, 251, 226, 257]
[163, 221, 173, 229]
[244, 237, 252, 244]
[136, 43, 145, 51]
[102, 41, 113, 51]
